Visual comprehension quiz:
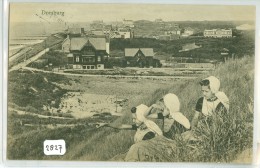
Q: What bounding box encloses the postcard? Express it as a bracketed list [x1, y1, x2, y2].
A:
[5, 1, 257, 165]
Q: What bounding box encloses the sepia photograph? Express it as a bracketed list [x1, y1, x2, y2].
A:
[7, 2, 256, 164]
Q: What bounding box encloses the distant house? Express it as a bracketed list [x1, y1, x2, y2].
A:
[179, 42, 201, 52]
[181, 27, 194, 37]
[123, 19, 134, 28]
[90, 20, 104, 30]
[221, 48, 229, 56]
[103, 25, 113, 34]
[165, 27, 181, 35]
[124, 48, 156, 68]
[67, 28, 85, 36]
[110, 28, 133, 39]
[173, 23, 180, 28]
[91, 29, 105, 36]
[204, 29, 232, 38]
[62, 36, 109, 69]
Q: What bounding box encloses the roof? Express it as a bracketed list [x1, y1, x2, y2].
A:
[125, 48, 154, 57]
[204, 29, 232, 31]
[70, 38, 88, 50]
[89, 38, 106, 50]
[70, 37, 106, 51]
[125, 48, 139, 56]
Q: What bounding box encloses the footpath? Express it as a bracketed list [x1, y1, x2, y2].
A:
[9, 48, 49, 72]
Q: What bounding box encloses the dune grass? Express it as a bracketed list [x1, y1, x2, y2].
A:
[58, 56, 254, 162]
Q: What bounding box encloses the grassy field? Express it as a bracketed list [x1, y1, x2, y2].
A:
[7, 69, 177, 160]
[7, 55, 254, 162]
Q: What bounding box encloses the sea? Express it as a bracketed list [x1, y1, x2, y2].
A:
[8, 21, 66, 57]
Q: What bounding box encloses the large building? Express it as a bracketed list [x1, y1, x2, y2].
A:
[62, 36, 109, 69]
[204, 29, 232, 38]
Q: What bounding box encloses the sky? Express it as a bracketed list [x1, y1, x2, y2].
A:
[9, 3, 256, 23]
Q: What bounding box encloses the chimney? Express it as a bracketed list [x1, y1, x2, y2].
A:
[106, 37, 110, 55]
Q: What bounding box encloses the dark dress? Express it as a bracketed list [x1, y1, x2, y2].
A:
[195, 97, 228, 127]
[157, 113, 187, 139]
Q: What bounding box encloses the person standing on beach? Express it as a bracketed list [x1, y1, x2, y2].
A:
[191, 76, 229, 129]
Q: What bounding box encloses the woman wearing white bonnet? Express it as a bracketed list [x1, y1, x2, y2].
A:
[96, 104, 162, 143]
[144, 93, 191, 137]
[191, 76, 229, 129]
[133, 104, 163, 143]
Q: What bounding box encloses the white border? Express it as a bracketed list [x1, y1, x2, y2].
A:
[0, 0, 3, 166]
[2, 0, 260, 167]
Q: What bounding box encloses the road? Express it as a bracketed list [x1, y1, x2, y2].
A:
[22, 67, 198, 79]
[9, 107, 73, 120]
[9, 48, 49, 72]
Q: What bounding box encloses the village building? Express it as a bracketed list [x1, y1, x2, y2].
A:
[103, 25, 113, 34]
[165, 27, 181, 35]
[62, 36, 109, 69]
[67, 28, 85, 37]
[110, 28, 134, 39]
[204, 29, 232, 38]
[91, 29, 105, 36]
[181, 27, 194, 37]
[123, 19, 135, 28]
[90, 20, 104, 30]
[179, 42, 201, 52]
[124, 48, 158, 68]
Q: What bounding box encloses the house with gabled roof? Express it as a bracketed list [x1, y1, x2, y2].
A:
[124, 48, 156, 68]
[62, 36, 109, 69]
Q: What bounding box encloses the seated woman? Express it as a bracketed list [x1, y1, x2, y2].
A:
[97, 104, 163, 143]
[143, 93, 191, 138]
[98, 104, 179, 162]
[191, 76, 229, 129]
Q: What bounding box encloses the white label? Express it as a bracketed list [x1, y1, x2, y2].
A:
[44, 140, 66, 155]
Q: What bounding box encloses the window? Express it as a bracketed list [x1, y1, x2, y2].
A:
[76, 56, 80, 62]
[97, 56, 101, 62]
[82, 57, 95, 63]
